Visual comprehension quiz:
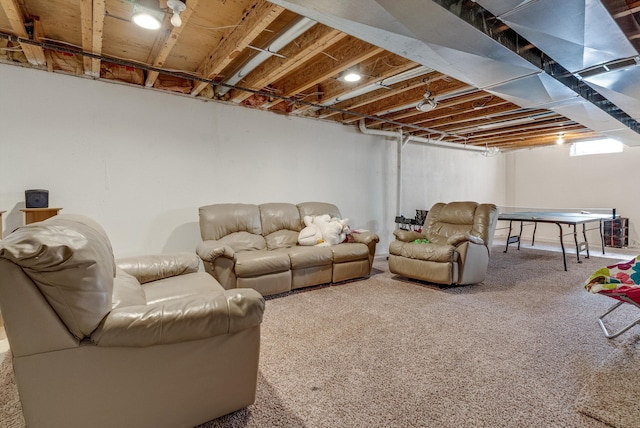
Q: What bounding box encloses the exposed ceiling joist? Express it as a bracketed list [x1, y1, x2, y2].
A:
[145, 0, 200, 87]
[2, 0, 639, 152]
[191, 0, 286, 96]
[0, 0, 45, 66]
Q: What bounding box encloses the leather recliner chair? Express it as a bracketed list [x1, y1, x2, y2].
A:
[0, 214, 265, 428]
[389, 201, 498, 285]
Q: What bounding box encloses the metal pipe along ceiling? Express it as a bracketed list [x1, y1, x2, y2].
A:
[214, 17, 318, 96]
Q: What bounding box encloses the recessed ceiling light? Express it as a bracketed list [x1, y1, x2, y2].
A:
[342, 70, 362, 82]
[132, 5, 163, 30]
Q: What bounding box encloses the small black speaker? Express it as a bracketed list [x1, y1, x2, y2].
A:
[25, 189, 49, 208]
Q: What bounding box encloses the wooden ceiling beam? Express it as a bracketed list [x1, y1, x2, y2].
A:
[419, 107, 546, 130]
[383, 100, 517, 133]
[191, 0, 285, 97]
[360, 89, 489, 129]
[412, 112, 566, 140]
[463, 122, 584, 145]
[341, 77, 470, 124]
[369, 90, 491, 126]
[0, 0, 46, 66]
[291, 53, 417, 115]
[79, 0, 105, 77]
[265, 36, 384, 109]
[612, 3, 640, 17]
[145, 0, 200, 87]
[485, 130, 601, 150]
[227, 24, 348, 103]
[317, 72, 439, 120]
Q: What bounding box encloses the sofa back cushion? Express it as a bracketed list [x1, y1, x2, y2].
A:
[425, 201, 497, 248]
[425, 202, 477, 238]
[260, 203, 302, 249]
[199, 204, 266, 252]
[0, 214, 115, 340]
[297, 202, 342, 219]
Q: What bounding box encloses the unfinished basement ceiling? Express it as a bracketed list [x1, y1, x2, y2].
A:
[1, 0, 639, 151]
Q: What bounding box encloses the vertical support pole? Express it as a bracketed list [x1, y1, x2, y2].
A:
[396, 129, 403, 217]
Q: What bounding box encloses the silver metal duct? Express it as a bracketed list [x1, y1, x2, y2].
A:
[269, 0, 640, 146]
[214, 17, 317, 96]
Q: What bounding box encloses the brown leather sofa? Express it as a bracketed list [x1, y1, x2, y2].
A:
[389, 201, 498, 285]
[197, 202, 379, 296]
[0, 214, 265, 428]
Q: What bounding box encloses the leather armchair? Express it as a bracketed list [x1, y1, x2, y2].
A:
[0, 214, 265, 428]
[389, 201, 498, 285]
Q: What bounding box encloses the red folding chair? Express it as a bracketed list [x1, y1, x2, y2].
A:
[584, 256, 640, 339]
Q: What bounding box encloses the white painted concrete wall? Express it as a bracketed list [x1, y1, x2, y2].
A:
[504, 144, 640, 249]
[399, 142, 506, 218]
[0, 63, 505, 257]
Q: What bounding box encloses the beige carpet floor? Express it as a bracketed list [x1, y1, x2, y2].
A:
[1, 246, 639, 427]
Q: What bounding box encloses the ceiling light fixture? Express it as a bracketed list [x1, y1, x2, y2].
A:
[167, 0, 187, 27]
[341, 67, 362, 82]
[131, 4, 164, 30]
[132, 4, 163, 30]
[416, 91, 437, 112]
[556, 133, 565, 145]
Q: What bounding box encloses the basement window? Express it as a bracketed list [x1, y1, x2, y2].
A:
[570, 138, 623, 156]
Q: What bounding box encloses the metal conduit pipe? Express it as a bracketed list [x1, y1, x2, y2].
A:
[215, 17, 317, 96]
[358, 120, 487, 152]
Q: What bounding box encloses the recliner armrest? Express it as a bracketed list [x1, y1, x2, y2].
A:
[196, 240, 236, 263]
[351, 230, 380, 245]
[91, 288, 265, 347]
[116, 252, 201, 284]
[393, 229, 425, 243]
[446, 233, 485, 247]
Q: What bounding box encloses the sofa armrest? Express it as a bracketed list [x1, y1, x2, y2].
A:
[92, 288, 265, 347]
[116, 252, 200, 284]
[196, 240, 235, 263]
[393, 229, 425, 243]
[446, 233, 485, 247]
[351, 230, 380, 246]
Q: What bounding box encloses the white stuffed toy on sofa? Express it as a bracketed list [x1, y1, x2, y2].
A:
[298, 215, 324, 246]
[298, 214, 350, 246]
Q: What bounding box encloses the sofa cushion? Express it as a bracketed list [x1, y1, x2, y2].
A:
[264, 230, 299, 250]
[199, 203, 262, 240]
[276, 246, 333, 269]
[297, 202, 341, 219]
[220, 231, 266, 252]
[112, 269, 146, 309]
[389, 240, 456, 263]
[260, 203, 302, 249]
[331, 243, 370, 263]
[424, 202, 476, 239]
[143, 272, 224, 305]
[260, 203, 302, 235]
[235, 251, 291, 277]
[0, 214, 115, 340]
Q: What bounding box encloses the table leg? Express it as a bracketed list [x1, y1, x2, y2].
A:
[504, 220, 513, 253]
[504, 220, 523, 253]
[582, 224, 590, 259]
[517, 221, 523, 250]
[531, 222, 537, 246]
[573, 225, 581, 263]
[557, 223, 567, 271]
